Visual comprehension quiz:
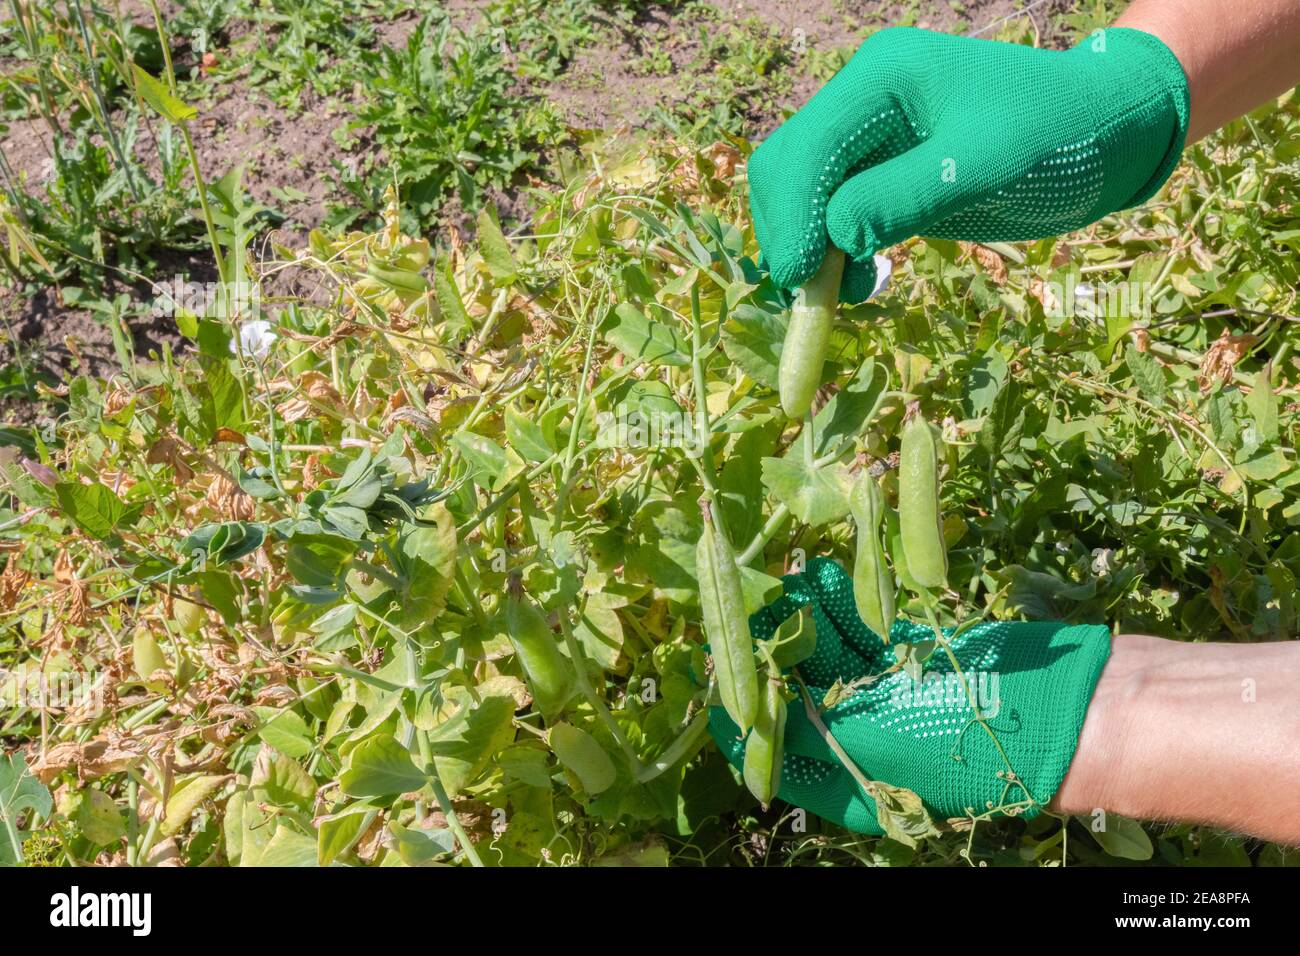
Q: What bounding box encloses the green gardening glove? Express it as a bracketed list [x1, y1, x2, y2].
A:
[749, 26, 1190, 302]
[708, 558, 1110, 834]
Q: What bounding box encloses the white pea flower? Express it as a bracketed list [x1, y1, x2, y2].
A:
[1091, 547, 1116, 576]
[869, 254, 892, 299]
[232, 320, 277, 360]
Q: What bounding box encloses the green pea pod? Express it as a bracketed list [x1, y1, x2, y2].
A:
[885, 505, 923, 594]
[171, 596, 205, 635]
[898, 410, 948, 590]
[743, 675, 787, 808]
[549, 722, 617, 795]
[697, 502, 759, 733]
[132, 629, 166, 682]
[504, 583, 577, 720]
[849, 473, 895, 641]
[778, 246, 845, 419]
[365, 263, 430, 295]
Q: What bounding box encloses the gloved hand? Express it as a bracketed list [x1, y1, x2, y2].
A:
[708, 558, 1110, 834]
[749, 26, 1190, 302]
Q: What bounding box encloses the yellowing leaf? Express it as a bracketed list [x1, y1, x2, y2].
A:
[131, 65, 197, 123]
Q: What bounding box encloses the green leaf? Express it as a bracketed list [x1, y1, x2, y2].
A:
[433, 256, 472, 338]
[869, 780, 940, 848]
[425, 691, 517, 796]
[761, 603, 817, 669]
[285, 533, 356, 588]
[390, 821, 456, 864]
[197, 358, 245, 437]
[1238, 447, 1288, 481]
[813, 358, 886, 456]
[252, 747, 317, 808]
[54, 481, 135, 540]
[131, 64, 197, 123]
[718, 423, 777, 550]
[450, 431, 507, 486]
[160, 774, 227, 837]
[998, 565, 1097, 619]
[182, 521, 267, 566]
[0, 753, 52, 836]
[317, 804, 379, 866]
[1247, 369, 1279, 443]
[395, 504, 457, 630]
[505, 406, 554, 463]
[721, 304, 784, 389]
[1088, 813, 1154, 860]
[978, 379, 1025, 461]
[962, 349, 1008, 419]
[254, 707, 315, 759]
[573, 590, 626, 671]
[340, 734, 426, 798]
[600, 303, 691, 367]
[760, 456, 853, 527]
[497, 745, 553, 788]
[893, 640, 936, 683]
[1205, 391, 1239, 448]
[68, 789, 126, 846]
[476, 206, 517, 284]
[257, 826, 320, 866]
[1125, 344, 1167, 402]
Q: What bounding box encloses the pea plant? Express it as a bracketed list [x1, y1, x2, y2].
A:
[2, 91, 1299, 867]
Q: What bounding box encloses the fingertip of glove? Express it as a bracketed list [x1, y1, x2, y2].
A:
[825, 192, 879, 261]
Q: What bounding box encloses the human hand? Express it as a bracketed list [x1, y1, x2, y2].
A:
[748, 26, 1189, 302]
[708, 558, 1111, 834]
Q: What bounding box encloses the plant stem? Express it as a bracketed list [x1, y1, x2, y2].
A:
[417, 730, 484, 868]
[143, 0, 227, 281]
[689, 279, 720, 495]
[634, 709, 710, 783]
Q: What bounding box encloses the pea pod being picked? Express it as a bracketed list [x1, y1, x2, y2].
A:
[743, 673, 787, 808]
[898, 409, 948, 590]
[849, 471, 895, 641]
[697, 501, 759, 733]
[778, 246, 845, 419]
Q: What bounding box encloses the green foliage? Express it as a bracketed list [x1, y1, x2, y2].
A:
[2, 0, 1298, 869]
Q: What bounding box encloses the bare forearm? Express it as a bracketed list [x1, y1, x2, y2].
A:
[1116, 0, 1300, 141]
[1053, 633, 1300, 844]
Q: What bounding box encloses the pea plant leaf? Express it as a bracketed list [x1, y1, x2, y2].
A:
[721, 303, 785, 389]
[1088, 813, 1154, 861]
[424, 691, 517, 796]
[813, 358, 886, 456]
[339, 734, 427, 798]
[601, 303, 691, 367]
[0, 753, 52, 863]
[760, 456, 853, 528]
[395, 504, 458, 630]
[868, 780, 941, 848]
[54, 481, 137, 540]
[978, 379, 1025, 461]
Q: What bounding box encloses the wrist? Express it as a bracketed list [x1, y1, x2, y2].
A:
[1052, 634, 1300, 844]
